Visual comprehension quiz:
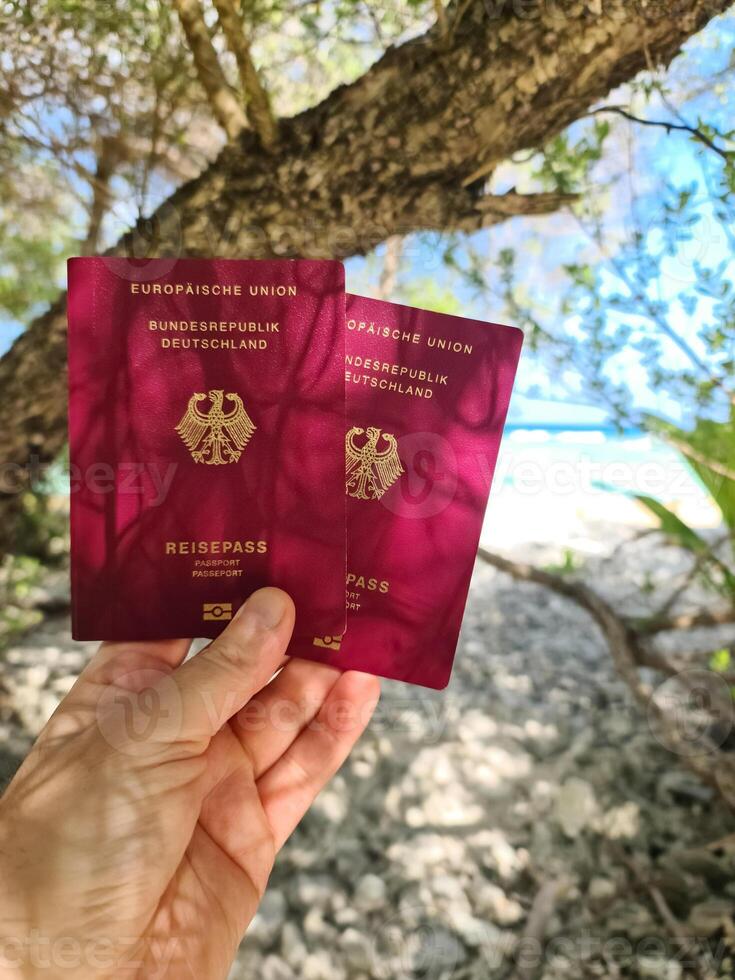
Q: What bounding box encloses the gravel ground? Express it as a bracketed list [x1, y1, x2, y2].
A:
[2, 530, 734, 979]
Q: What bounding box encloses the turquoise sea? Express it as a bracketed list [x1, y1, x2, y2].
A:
[496, 426, 711, 516]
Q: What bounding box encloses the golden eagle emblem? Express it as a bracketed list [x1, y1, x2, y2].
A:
[345, 425, 404, 500]
[176, 389, 256, 465]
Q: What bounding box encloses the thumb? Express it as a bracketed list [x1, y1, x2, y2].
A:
[171, 588, 294, 745]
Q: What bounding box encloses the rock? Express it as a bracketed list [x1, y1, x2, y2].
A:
[260, 955, 296, 980]
[458, 710, 498, 742]
[279, 923, 307, 970]
[607, 902, 657, 941]
[333, 906, 360, 927]
[312, 787, 349, 823]
[338, 927, 374, 972]
[420, 786, 485, 826]
[653, 869, 701, 912]
[657, 769, 713, 805]
[637, 956, 683, 980]
[353, 874, 387, 912]
[7, 537, 735, 980]
[468, 830, 527, 880]
[472, 882, 525, 924]
[663, 848, 731, 888]
[20, 664, 49, 688]
[247, 889, 287, 946]
[588, 877, 616, 902]
[229, 948, 264, 977]
[303, 907, 337, 942]
[295, 875, 333, 908]
[450, 910, 505, 951]
[554, 778, 598, 839]
[688, 899, 735, 936]
[410, 927, 467, 973]
[301, 950, 346, 980]
[387, 834, 468, 876]
[598, 801, 640, 840]
[425, 872, 467, 903]
[405, 805, 425, 828]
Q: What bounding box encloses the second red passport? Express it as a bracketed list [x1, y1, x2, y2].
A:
[67, 257, 346, 642]
[290, 294, 522, 689]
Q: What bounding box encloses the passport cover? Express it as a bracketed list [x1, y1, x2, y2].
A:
[289, 294, 523, 689]
[67, 256, 346, 641]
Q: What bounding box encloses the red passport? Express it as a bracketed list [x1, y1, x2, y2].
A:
[289, 295, 522, 689]
[67, 257, 346, 641]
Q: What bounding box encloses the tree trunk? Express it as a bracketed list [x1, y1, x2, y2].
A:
[0, 0, 728, 555]
[377, 237, 403, 300]
[81, 136, 120, 256]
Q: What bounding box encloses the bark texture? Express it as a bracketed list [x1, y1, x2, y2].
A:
[0, 0, 729, 553]
[377, 236, 403, 300]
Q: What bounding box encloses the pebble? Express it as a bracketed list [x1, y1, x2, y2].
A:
[687, 899, 734, 936]
[554, 778, 599, 838]
[637, 956, 683, 980]
[259, 955, 295, 980]
[4, 533, 735, 980]
[279, 923, 306, 970]
[295, 875, 333, 908]
[410, 927, 467, 972]
[588, 877, 616, 902]
[303, 951, 346, 980]
[473, 882, 525, 924]
[248, 889, 287, 946]
[338, 927, 374, 972]
[599, 801, 640, 840]
[353, 874, 387, 912]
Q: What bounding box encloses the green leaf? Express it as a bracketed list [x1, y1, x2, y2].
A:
[633, 494, 710, 553]
[645, 412, 735, 533]
[633, 492, 735, 596]
[710, 648, 731, 672]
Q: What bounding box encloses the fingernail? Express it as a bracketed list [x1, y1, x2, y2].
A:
[236, 588, 289, 629]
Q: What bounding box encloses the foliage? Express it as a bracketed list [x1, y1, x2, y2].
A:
[543, 548, 581, 576]
[472, 27, 735, 607]
[710, 647, 731, 672]
[0, 0, 435, 325]
[633, 411, 735, 599]
[0, 554, 44, 650]
[3, 1, 735, 622]
[646, 411, 735, 531]
[0, 149, 77, 320]
[486, 22, 735, 425]
[12, 491, 69, 564]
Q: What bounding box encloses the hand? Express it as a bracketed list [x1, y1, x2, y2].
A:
[0, 588, 380, 979]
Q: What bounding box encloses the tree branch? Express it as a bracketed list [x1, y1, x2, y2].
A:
[0, 0, 729, 554]
[434, 0, 449, 38]
[635, 643, 735, 687]
[81, 135, 120, 255]
[477, 547, 643, 695]
[377, 236, 402, 300]
[634, 606, 735, 636]
[474, 188, 579, 219]
[173, 0, 247, 140]
[477, 547, 735, 810]
[585, 105, 734, 161]
[212, 0, 279, 151]
[663, 435, 735, 483]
